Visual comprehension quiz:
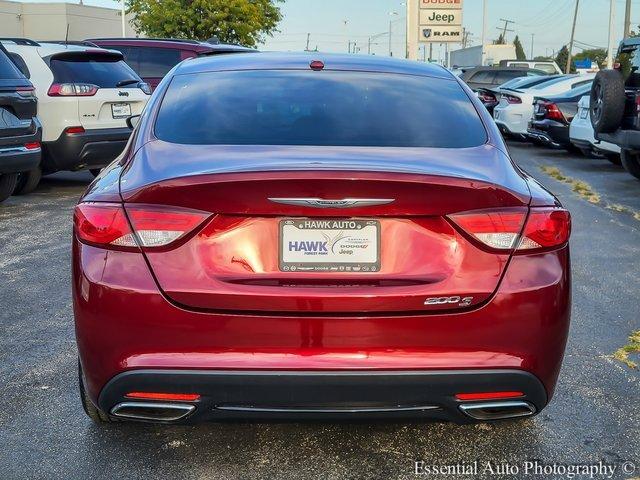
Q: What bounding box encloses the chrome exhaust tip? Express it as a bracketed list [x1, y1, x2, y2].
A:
[110, 402, 195, 422]
[459, 401, 536, 421]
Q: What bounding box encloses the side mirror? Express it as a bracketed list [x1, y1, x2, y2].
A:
[126, 114, 141, 130]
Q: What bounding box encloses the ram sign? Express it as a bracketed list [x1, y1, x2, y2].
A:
[418, 0, 463, 43]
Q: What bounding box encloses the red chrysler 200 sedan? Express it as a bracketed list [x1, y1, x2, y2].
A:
[73, 53, 571, 425]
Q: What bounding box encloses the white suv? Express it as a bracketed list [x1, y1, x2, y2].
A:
[0, 39, 150, 192]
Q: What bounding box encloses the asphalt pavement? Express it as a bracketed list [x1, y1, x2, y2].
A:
[0, 142, 638, 480]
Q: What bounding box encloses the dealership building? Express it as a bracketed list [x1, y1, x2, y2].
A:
[0, 0, 138, 41]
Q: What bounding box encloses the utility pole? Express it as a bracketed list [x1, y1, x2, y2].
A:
[498, 18, 515, 42]
[530, 33, 535, 59]
[607, 0, 617, 68]
[481, 0, 488, 65]
[305, 33, 310, 51]
[566, 0, 580, 74]
[462, 28, 471, 49]
[624, 0, 632, 39]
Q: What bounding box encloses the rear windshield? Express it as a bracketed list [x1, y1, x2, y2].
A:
[154, 70, 487, 148]
[0, 49, 24, 80]
[530, 75, 576, 90]
[50, 55, 141, 88]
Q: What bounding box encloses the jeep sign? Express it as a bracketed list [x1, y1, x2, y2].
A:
[419, 10, 462, 25]
[417, 0, 463, 44]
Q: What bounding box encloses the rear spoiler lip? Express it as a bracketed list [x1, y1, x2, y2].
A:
[41, 48, 124, 66]
[119, 141, 532, 205]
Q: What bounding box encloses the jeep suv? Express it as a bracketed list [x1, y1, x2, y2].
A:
[0, 39, 150, 189]
[590, 38, 640, 180]
[87, 38, 253, 90]
[0, 43, 41, 202]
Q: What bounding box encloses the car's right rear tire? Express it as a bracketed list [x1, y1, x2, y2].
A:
[590, 70, 625, 134]
[78, 359, 113, 424]
[0, 173, 18, 203]
[621, 149, 640, 180]
[13, 167, 41, 195]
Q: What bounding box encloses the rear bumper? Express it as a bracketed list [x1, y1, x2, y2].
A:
[43, 127, 131, 173]
[527, 120, 569, 148]
[74, 238, 571, 423]
[0, 119, 42, 174]
[597, 129, 640, 150]
[99, 369, 546, 424]
[0, 145, 40, 174]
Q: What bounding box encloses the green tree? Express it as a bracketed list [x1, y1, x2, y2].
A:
[513, 35, 526, 60]
[494, 33, 506, 45]
[573, 48, 607, 69]
[126, 0, 283, 47]
[555, 45, 576, 73]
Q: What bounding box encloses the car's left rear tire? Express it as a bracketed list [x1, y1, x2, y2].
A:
[13, 167, 41, 195]
[0, 173, 18, 203]
[78, 359, 113, 424]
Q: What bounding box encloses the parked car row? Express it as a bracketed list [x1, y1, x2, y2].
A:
[461, 42, 640, 181]
[0, 37, 253, 204]
[460, 64, 639, 177]
[587, 37, 640, 180]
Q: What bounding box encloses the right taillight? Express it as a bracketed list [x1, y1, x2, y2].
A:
[74, 203, 210, 251]
[517, 207, 571, 252]
[448, 207, 571, 253]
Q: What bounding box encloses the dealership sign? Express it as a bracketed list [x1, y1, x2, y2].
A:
[419, 0, 463, 43]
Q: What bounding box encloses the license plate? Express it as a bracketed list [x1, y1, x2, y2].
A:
[580, 109, 588, 119]
[279, 219, 380, 272]
[111, 103, 131, 119]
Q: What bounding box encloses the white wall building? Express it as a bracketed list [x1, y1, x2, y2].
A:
[0, 1, 138, 41]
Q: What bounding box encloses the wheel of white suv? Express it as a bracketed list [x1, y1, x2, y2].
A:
[621, 149, 640, 180]
[0, 173, 18, 203]
[590, 70, 625, 134]
[13, 167, 41, 195]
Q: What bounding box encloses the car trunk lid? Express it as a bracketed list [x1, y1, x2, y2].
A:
[120, 142, 531, 314]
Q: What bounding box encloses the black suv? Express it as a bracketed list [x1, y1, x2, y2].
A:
[0, 44, 41, 203]
[591, 38, 640, 180]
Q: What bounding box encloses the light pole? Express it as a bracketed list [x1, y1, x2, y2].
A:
[530, 33, 535, 59]
[368, 31, 389, 55]
[481, 0, 488, 65]
[389, 11, 399, 57]
[607, 0, 616, 68]
[121, 0, 126, 37]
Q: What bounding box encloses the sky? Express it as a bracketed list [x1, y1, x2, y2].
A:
[13, 0, 640, 59]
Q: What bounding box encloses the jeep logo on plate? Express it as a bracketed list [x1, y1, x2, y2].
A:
[118, 91, 129, 97]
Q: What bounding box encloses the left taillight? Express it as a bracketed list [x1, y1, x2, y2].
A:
[73, 203, 210, 251]
[504, 94, 522, 105]
[448, 207, 571, 253]
[538, 100, 565, 122]
[48, 83, 98, 97]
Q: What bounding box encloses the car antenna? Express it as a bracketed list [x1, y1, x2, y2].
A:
[65, 23, 69, 47]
